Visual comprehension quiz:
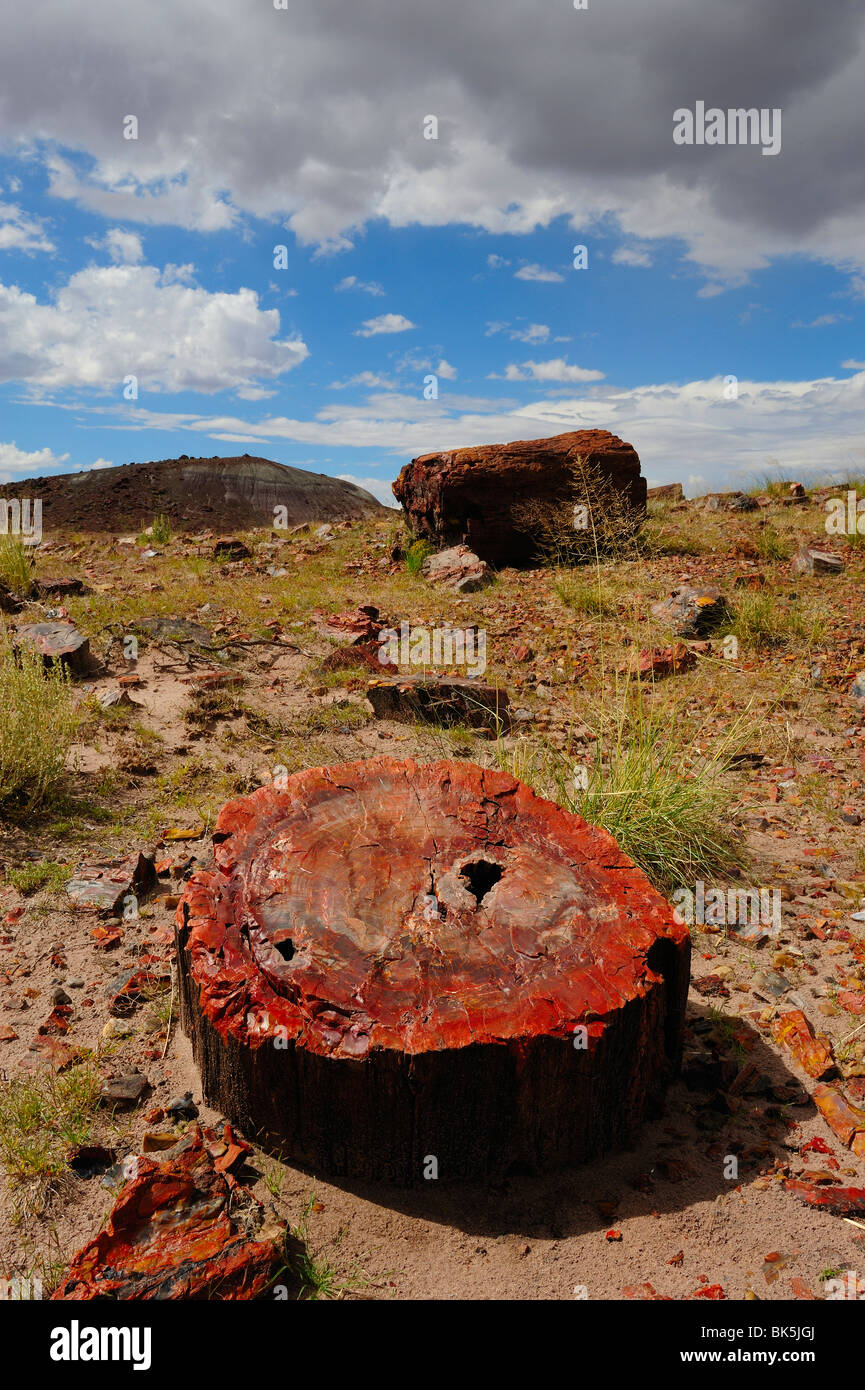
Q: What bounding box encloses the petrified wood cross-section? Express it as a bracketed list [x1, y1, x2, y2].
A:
[176, 758, 690, 1185]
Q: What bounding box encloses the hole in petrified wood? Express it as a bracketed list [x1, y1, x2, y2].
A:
[460, 859, 503, 904]
[275, 938, 295, 962]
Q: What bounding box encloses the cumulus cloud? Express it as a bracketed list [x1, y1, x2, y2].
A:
[0, 1, 862, 288]
[792, 313, 847, 328]
[0, 201, 54, 254]
[436, 359, 457, 379]
[329, 370, 396, 389]
[0, 440, 69, 480]
[486, 321, 551, 343]
[0, 261, 309, 394]
[335, 275, 385, 295]
[612, 246, 653, 268]
[338, 473, 400, 507]
[85, 227, 144, 264]
[514, 264, 564, 283]
[500, 358, 605, 383]
[354, 312, 415, 336]
[510, 323, 550, 343]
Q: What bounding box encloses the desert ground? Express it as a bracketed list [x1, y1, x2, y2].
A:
[2, 481, 865, 1301]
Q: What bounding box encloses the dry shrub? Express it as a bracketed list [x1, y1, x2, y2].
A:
[510, 454, 644, 566]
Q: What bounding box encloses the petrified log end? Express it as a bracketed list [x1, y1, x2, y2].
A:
[177, 757, 689, 1185]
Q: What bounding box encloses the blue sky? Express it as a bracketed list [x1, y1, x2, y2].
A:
[1, 0, 864, 503]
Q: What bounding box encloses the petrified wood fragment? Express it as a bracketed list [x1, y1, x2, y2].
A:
[176, 758, 690, 1185]
[15, 621, 91, 675]
[367, 675, 509, 730]
[392, 429, 644, 566]
[52, 1127, 284, 1300]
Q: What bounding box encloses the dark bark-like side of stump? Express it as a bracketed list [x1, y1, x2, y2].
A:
[176, 758, 690, 1186]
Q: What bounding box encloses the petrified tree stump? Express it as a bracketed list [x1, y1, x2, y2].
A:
[176, 758, 689, 1185]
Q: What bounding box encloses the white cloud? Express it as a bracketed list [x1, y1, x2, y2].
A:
[329, 370, 396, 389]
[514, 264, 564, 283]
[0, 2, 862, 292]
[336, 275, 384, 295]
[355, 313, 415, 337]
[338, 473, 399, 507]
[86, 227, 144, 264]
[0, 440, 69, 479]
[842, 358, 865, 369]
[501, 358, 605, 383]
[436, 359, 457, 380]
[0, 201, 54, 254]
[0, 261, 309, 394]
[487, 254, 510, 269]
[79, 369, 865, 498]
[510, 322, 550, 344]
[792, 313, 847, 328]
[45, 153, 238, 233]
[612, 246, 653, 268]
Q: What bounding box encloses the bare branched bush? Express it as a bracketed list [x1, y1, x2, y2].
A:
[510, 454, 644, 566]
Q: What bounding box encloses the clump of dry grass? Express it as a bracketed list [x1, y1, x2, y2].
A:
[0, 1062, 102, 1217]
[500, 689, 747, 894]
[0, 640, 81, 819]
[0, 536, 33, 593]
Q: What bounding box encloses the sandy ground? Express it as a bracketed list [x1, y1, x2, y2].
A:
[2, 519, 865, 1300]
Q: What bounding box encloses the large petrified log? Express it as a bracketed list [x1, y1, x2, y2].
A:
[392, 429, 645, 566]
[176, 758, 690, 1185]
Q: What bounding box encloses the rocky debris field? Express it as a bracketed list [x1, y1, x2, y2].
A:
[2, 482, 865, 1301]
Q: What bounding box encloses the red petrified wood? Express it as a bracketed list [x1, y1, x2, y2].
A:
[392, 429, 645, 566]
[52, 1127, 283, 1300]
[176, 757, 690, 1185]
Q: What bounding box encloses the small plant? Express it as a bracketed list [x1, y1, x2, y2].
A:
[405, 539, 435, 576]
[260, 1157, 285, 1201]
[0, 1062, 102, 1216]
[4, 861, 71, 896]
[554, 570, 618, 617]
[0, 536, 33, 594]
[301, 701, 369, 735]
[290, 1192, 345, 1300]
[728, 591, 827, 652]
[0, 641, 81, 819]
[755, 525, 791, 561]
[500, 690, 746, 895]
[150, 514, 172, 545]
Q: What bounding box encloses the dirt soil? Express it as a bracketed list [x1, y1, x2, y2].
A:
[2, 495, 865, 1301]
